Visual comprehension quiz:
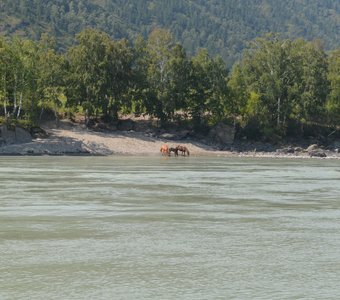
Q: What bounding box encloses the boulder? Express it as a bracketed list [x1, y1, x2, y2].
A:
[333, 141, 340, 149]
[0, 125, 32, 145]
[15, 127, 32, 143]
[209, 122, 235, 145]
[134, 120, 152, 132]
[306, 144, 319, 152]
[309, 150, 327, 158]
[0, 125, 16, 144]
[31, 127, 48, 138]
[159, 133, 177, 140]
[306, 143, 328, 158]
[277, 146, 295, 154]
[117, 119, 135, 131]
[294, 147, 304, 153]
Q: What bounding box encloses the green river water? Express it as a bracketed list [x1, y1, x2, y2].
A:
[1, 156, 340, 299]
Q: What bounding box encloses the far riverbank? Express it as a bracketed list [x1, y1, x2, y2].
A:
[0, 119, 339, 159]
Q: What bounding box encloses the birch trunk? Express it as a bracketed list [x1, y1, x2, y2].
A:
[17, 92, 23, 118]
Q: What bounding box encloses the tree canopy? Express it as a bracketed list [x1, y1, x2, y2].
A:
[1, 29, 339, 142]
[1, 0, 339, 66]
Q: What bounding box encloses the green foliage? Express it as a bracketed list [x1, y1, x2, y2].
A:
[229, 35, 332, 139]
[0, 34, 67, 124]
[0, 116, 35, 129]
[326, 49, 340, 124]
[0, 0, 339, 66]
[246, 91, 262, 118]
[65, 29, 134, 120]
[143, 28, 190, 124]
[188, 49, 229, 129]
[0, 30, 339, 141]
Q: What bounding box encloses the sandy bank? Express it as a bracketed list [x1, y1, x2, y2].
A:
[0, 120, 339, 159]
[0, 121, 214, 156]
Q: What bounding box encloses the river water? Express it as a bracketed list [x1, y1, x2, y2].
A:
[1, 156, 340, 299]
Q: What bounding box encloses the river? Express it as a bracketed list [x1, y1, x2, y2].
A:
[1, 156, 340, 299]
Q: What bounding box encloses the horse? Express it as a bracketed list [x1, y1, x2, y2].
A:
[169, 147, 179, 156]
[176, 145, 190, 156]
[160, 144, 169, 156]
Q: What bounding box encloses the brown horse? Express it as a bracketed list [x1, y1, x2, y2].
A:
[176, 145, 190, 156]
[160, 144, 169, 156]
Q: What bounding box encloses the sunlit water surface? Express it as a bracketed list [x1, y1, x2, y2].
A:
[1, 156, 340, 299]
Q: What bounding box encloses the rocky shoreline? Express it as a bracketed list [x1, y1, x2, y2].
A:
[0, 120, 339, 159]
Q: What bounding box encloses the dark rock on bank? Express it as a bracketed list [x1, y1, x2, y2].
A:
[0, 125, 32, 145]
[208, 122, 235, 145]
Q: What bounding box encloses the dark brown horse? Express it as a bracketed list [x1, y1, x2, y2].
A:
[169, 147, 178, 156]
[176, 145, 190, 156]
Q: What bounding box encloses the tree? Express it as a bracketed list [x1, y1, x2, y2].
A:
[36, 34, 66, 124]
[10, 38, 41, 122]
[228, 35, 330, 139]
[227, 63, 248, 120]
[145, 28, 175, 123]
[128, 34, 152, 116]
[65, 28, 112, 121]
[0, 37, 12, 118]
[145, 28, 190, 124]
[65, 28, 134, 122]
[241, 36, 297, 131]
[298, 40, 329, 123]
[105, 38, 134, 120]
[163, 43, 190, 120]
[188, 49, 229, 129]
[326, 49, 340, 124]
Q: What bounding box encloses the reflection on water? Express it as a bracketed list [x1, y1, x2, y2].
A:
[1, 156, 340, 299]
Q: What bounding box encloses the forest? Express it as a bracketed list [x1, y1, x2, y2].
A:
[0, 0, 339, 66]
[0, 28, 339, 141]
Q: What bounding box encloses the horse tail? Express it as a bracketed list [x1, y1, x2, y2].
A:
[187, 148, 190, 156]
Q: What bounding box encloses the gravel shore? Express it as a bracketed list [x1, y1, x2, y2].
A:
[0, 120, 339, 159]
[0, 121, 215, 156]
